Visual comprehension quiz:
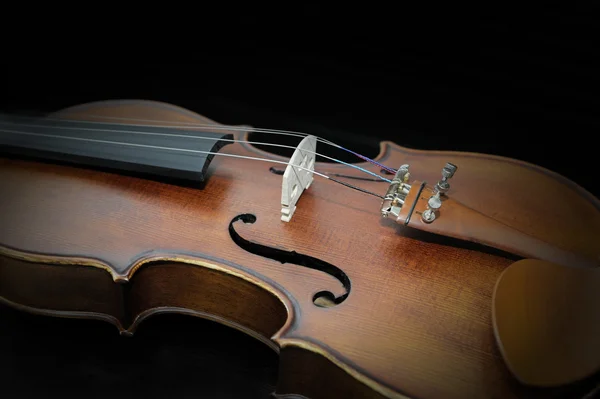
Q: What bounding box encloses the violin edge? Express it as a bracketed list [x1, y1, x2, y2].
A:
[0, 247, 409, 399]
[378, 140, 600, 208]
[5, 98, 591, 398]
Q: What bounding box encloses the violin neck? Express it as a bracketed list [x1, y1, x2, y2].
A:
[0, 114, 233, 183]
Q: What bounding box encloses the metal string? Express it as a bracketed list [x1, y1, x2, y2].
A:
[0, 113, 398, 173]
[0, 128, 386, 199]
[0, 119, 391, 183]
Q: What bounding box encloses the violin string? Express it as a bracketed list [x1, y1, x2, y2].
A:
[0, 113, 398, 174]
[268, 167, 387, 182]
[0, 120, 391, 183]
[0, 128, 386, 199]
[79, 114, 399, 174]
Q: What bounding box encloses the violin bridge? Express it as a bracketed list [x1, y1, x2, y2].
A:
[281, 135, 317, 222]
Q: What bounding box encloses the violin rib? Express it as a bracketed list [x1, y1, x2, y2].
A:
[1, 99, 598, 399]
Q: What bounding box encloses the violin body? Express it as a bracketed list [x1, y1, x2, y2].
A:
[1, 100, 598, 399]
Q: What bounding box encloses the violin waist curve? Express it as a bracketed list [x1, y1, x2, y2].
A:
[1, 99, 598, 399]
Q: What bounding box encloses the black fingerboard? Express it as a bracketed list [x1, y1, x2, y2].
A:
[0, 115, 234, 183]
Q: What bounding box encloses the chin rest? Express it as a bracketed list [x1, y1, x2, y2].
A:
[493, 259, 600, 387]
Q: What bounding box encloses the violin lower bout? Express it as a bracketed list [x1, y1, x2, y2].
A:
[0, 253, 389, 399]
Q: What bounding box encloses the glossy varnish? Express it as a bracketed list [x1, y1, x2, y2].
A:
[0, 100, 598, 399]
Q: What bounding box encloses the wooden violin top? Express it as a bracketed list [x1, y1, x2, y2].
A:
[0, 99, 598, 399]
[493, 259, 600, 388]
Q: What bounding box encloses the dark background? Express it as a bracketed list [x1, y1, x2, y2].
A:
[1, 9, 598, 399]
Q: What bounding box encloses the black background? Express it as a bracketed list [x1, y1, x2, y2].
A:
[1, 8, 598, 399]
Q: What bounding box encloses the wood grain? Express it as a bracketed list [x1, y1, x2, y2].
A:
[1, 99, 598, 399]
[396, 183, 597, 269]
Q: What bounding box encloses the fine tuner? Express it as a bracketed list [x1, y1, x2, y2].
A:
[423, 162, 458, 223]
[379, 162, 458, 224]
[1, 99, 598, 399]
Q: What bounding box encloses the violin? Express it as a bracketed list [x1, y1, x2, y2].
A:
[1, 99, 598, 398]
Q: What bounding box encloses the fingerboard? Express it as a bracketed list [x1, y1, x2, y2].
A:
[0, 115, 234, 183]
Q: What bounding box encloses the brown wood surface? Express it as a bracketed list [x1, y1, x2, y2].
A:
[397, 183, 598, 269]
[493, 259, 600, 387]
[1, 99, 598, 399]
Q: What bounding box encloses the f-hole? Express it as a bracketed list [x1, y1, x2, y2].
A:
[228, 214, 351, 307]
